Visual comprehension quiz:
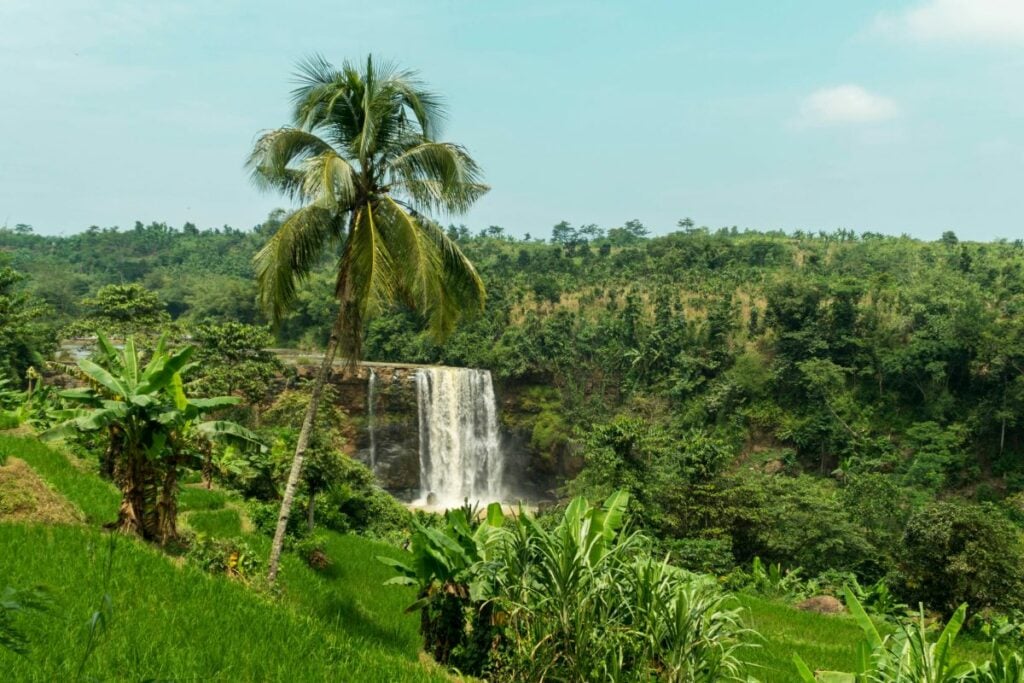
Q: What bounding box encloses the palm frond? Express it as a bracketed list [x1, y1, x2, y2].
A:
[254, 205, 343, 323]
[247, 128, 335, 200]
[376, 196, 443, 310]
[300, 151, 359, 209]
[416, 217, 486, 340]
[390, 141, 489, 214]
[342, 204, 395, 317]
[252, 54, 487, 353]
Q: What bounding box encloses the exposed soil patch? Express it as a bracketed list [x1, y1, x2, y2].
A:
[0, 457, 83, 524]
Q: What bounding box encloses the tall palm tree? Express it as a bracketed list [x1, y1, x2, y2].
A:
[248, 55, 488, 582]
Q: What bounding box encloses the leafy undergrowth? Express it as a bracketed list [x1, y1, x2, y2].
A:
[737, 594, 991, 681]
[0, 432, 994, 681]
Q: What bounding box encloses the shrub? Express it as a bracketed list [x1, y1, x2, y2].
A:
[725, 473, 877, 577]
[895, 500, 1024, 615]
[247, 499, 307, 541]
[659, 537, 735, 575]
[186, 534, 262, 583]
[293, 534, 331, 571]
[318, 457, 412, 542]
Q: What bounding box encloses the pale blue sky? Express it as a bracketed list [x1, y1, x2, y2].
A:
[2, 1, 1023, 240]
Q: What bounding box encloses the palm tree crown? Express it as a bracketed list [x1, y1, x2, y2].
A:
[247, 54, 487, 353]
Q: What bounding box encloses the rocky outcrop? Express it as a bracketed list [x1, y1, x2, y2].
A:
[287, 360, 568, 503]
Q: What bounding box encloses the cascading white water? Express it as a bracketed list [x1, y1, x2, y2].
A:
[367, 368, 378, 471]
[415, 367, 506, 507]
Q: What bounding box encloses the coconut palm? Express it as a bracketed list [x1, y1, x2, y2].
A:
[248, 54, 487, 581]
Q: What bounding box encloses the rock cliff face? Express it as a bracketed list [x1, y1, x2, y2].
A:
[290, 362, 574, 503]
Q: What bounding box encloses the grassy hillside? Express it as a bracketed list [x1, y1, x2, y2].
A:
[0, 434, 447, 682]
[0, 433, 991, 681]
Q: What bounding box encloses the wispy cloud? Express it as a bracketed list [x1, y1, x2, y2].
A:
[874, 0, 1024, 45]
[798, 85, 900, 126]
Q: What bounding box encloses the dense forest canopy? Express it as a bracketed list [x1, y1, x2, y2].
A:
[5, 217, 1024, 603]
[6, 218, 1024, 479]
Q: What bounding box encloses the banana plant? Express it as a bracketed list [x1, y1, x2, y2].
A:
[377, 502, 506, 605]
[794, 588, 972, 683]
[973, 642, 1024, 683]
[377, 503, 506, 666]
[46, 333, 262, 543]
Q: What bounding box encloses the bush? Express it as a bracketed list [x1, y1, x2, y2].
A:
[247, 499, 308, 541]
[725, 473, 877, 577]
[659, 537, 735, 575]
[894, 500, 1024, 615]
[382, 492, 752, 681]
[294, 534, 331, 571]
[186, 534, 262, 583]
[318, 457, 412, 542]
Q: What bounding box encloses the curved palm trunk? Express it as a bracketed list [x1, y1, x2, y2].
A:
[266, 313, 343, 583]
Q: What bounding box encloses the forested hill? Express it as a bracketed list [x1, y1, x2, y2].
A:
[5, 217, 1024, 504]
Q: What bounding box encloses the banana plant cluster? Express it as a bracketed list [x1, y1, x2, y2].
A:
[47, 333, 262, 543]
[794, 587, 1024, 682]
[381, 491, 750, 682]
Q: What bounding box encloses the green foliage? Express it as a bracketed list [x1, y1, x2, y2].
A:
[794, 589, 973, 683]
[0, 257, 54, 381]
[492, 493, 749, 682]
[46, 333, 260, 542]
[318, 456, 413, 541]
[189, 322, 282, 407]
[382, 492, 752, 681]
[248, 499, 307, 540]
[895, 501, 1024, 616]
[970, 609, 1024, 649]
[63, 283, 171, 339]
[973, 643, 1024, 683]
[725, 557, 808, 599]
[0, 412, 18, 431]
[722, 473, 878, 577]
[248, 54, 486, 352]
[293, 533, 332, 571]
[186, 534, 263, 582]
[903, 421, 971, 491]
[572, 417, 732, 534]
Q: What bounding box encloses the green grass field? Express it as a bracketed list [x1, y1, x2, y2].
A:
[0, 432, 992, 681]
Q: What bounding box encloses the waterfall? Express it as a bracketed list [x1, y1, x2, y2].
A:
[415, 367, 506, 507]
[367, 368, 378, 471]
